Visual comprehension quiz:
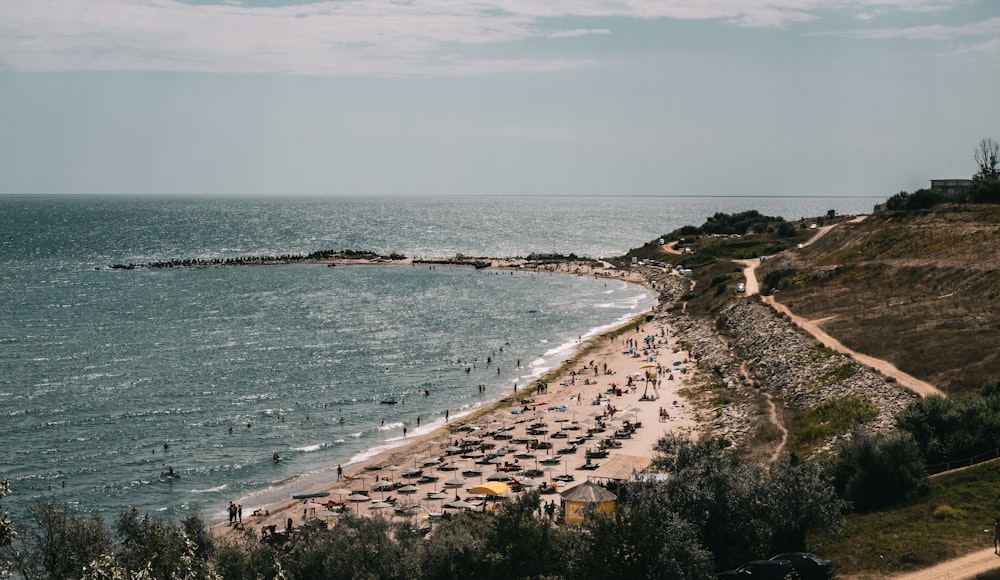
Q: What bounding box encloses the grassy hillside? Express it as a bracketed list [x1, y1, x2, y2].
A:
[756, 205, 1000, 395]
[813, 459, 1000, 576]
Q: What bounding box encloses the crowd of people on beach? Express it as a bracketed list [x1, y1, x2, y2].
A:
[215, 316, 699, 539]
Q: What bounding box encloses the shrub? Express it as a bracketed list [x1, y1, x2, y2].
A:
[825, 430, 928, 512]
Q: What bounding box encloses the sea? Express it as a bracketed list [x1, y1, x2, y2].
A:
[0, 195, 882, 525]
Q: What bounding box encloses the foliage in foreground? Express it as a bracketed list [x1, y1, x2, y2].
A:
[1, 435, 849, 580]
[895, 380, 1000, 469]
[815, 458, 1000, 576]
[824, 430, 928, 513]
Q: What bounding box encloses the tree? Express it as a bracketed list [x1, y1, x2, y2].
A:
[765, 458, 847, 552]
[825, 430, 928, 512]
[4, 498, 114, 580]
[0, 480, 13, 578]
[115, 507, 216, 579]
[974, 137, 999, 181]
[646, 435, 844, 570]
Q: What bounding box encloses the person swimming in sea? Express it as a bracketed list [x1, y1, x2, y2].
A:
[273, 451, 280, 462]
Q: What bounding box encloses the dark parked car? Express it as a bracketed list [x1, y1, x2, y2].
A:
[770, 553, 834, 580]
[718, 559, 799, 579]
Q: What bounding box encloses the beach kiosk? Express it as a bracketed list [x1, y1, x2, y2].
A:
[559, 480, 617, 525]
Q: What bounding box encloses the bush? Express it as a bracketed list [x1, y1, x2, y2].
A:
[825, 430, 928, 512]
[895, 381, 1000, 468]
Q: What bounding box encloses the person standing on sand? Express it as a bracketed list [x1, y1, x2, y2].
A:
[994, 517, 1000, 554]
[337, 464, 343, 481]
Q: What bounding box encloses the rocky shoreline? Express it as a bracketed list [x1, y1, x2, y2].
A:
[638, 265, 914, 453]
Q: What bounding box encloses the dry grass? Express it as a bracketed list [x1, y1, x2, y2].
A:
[755, 206, 1000, 396]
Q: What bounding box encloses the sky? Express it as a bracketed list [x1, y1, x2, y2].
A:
[0, 0, 998, 197]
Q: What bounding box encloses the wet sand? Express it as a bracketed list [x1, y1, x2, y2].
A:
[215, 272, 698, 538]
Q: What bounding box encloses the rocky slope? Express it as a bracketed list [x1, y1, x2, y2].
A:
[640, 264, 914, 453]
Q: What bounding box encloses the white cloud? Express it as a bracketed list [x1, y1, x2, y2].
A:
[0, 0, 980, 76]
[947, 37, 1000, 56]
[813, 16, 1000, 42]
[547, 28, 611, 39]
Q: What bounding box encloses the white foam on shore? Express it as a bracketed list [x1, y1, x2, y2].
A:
[191, 484, 228, 494]
[291, 443, 327, 453]
[224, 280, 657, 523]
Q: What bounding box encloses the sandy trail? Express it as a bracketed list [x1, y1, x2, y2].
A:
[739, 221, 1000, 578]
[884, 548, 1000, 580]
[736, 219, 944, 399]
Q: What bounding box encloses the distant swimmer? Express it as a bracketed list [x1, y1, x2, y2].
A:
[273, 451, 280, 462]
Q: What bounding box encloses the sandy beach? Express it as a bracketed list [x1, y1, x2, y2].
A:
[215, 290, 699, 539]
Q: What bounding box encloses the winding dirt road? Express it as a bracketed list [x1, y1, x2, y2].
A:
[735, 220, 1000, 579]
[735, 219, 944, 399]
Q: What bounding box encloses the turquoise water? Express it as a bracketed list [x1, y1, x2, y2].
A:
[0, 195, 881, 522]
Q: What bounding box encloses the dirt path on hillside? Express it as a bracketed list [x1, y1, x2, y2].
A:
[881, 548, 1000, 580]
[735, 219, 944, 399]
[759, 295, 943, 398]
[736, 217, 998, 579]
[740, 360, 787, 462]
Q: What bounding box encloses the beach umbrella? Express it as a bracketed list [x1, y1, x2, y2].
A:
[396, 485, 419, 494]
[369, 501, 394, 510]
[328, 488, 352, 497]
[640, 363, 657, 369]
[487, 472, 511, 482]
[427, 491, 450, 500]
[443, 477, 466, 488]
[468, 482, 511, 496]
[352, 473, 374, 491]
[347, 493, 371, 514]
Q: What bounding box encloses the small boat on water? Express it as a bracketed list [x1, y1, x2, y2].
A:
[380, 398, 398, 405]
[473, 261, 491, 269]
[291, 491, 330, 500]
